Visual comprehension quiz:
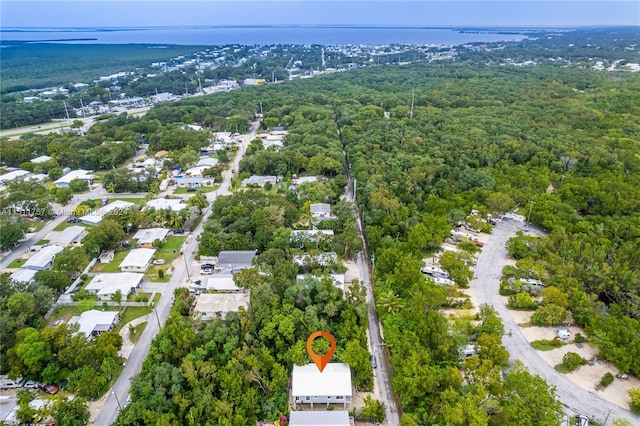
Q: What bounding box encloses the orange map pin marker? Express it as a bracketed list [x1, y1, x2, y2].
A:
[306, 331, 336, 373]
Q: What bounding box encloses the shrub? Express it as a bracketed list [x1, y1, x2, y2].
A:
[158, 269, 165, 279]
[560, 352, 587, 372]
[601, 372, 615, 388]
[574, 332, 586, 343]
[531, 338, 564, 351]
[508, 292, 537, 309]
[264, 182, 273, 191]
[531, 304, 567, 326]
[629, 388, 640, 414]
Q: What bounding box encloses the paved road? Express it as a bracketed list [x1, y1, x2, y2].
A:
[474, 218, 639, 424]
[93, 120, 259, 425]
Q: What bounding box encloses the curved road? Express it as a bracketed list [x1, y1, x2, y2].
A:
[474, 218, 639, 424]
[93, 120, 259, 425]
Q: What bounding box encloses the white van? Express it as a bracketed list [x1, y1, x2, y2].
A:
[0, 375, 24, 389]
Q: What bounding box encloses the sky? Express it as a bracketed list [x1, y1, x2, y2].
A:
[1, 1, 638, 28]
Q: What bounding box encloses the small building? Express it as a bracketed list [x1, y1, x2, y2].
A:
[119, 248, 156, 272]
[23, 245, 64, 271]
[218, 250, 257, 271]
[154, 150, 169, 159]
[9, 268, 38, 284]
[289, 411, 351, 426]
[50, 225, 86, 247]
[133, 228, 170, 248]
[296, 274, 345, 291]
[420, 266, 450, 279]
[196, 157, 219, 168]
[241, 175, 281, 187]
[30, 155, 52, 164]
[68, 310, 119, 340]
[293, 252, 338, 267]
[206, 275, 241, 292]
[194, 293, 250, 320]
[145, 198, 187, 212]
[85, 272, 143, 300]
[98, 250, 115, 264]
[54, 169, 95, 188]
[0, 169, 30, 184]
[292, 363, 353, 409]
[79, 200, 134, 225]
[310, 203, 335, 221]
[174, 176, 214, 188]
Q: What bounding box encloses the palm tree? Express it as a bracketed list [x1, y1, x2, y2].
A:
[378, 290, 404, 315]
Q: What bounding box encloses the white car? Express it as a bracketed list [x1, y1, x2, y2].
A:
[153, 259, 166, 265]
[23, 380, 40, 389]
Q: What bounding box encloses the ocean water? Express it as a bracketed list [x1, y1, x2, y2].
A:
[0, 26, 527, 46]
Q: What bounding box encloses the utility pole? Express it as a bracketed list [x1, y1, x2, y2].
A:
[527, 201, 535, 223]
[63, 100, 71, 127]
[112, 390, 122, 411]
[410, 89, 415, 119]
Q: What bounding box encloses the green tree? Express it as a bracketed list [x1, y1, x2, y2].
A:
[0, 215, 29, 250]
[360, 395, 385, 423]
[82, 219, 125, 254]
[52, 247, 89, 275]
[55, 187, 73, 204]
[111, 289, 123, 306]
[52, 397, 90, 426]
[34, 270, 73, 295]
[67, 365, 107, 399]
[629, 388, 640, 414]
[68, 178, 89, 193]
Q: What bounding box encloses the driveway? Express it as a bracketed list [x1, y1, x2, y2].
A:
[474, 218, 639, 424]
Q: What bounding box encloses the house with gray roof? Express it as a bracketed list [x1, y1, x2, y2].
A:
[50, 225, 86, 247]
[218, 250, 257, 271]
[23, 245, 64, 270]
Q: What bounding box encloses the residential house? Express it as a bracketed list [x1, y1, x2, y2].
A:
[68, 310, 119, 340]
[133, 228, 170, 248]
[0, 169, 30, 186]
[218, 250, 257, 271]
[292, 363, 353, 409]
[310, 203, 335, 221]
[206, 275, 241, 292]
[242, 175, 281, 187]
[289, 411, 351, 426]
[290, 230, 334, 246]
[9, 268, 38, 284]
[50, 226, 86, 247]
[173, 176, 214, 188]
[54, 169, 95, 188]
[194, 293, 250, 320]
[23, 245, 64, 270]
[196, 157, 219, 168]
[119, 248, 156, 272]
[30, 155, 52, 164]
[85, 272, 143, 301]
[145, 198, 187, 212]
[420, 265, 450, 279]
[79, 200, 134, 225]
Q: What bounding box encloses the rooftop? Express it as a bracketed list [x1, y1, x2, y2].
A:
[54, 169, 95, 185]
[0, 169, 30, 183]
[289, 411, 350, 426]
[206, 275, 241, 291]
[145, 198, 187, 212]
[50, 225, 86, 246]
[68, 310, 118, 338]
[218, 250, 257, 267]
[194, 293, 250, 314]
[85, 272, 143, 297]
[120, 248, 156, 269]
[79, 200, 134, 225]
[133, 228, 171, 245]
[9, 268, 37, 284]
[291, 363, 352, 398]
[310, 203, 331, 214]
[242, 175, 281, 186]
[30, 155, 52, 164]
[293, 252, 338, 267]
[23, 245, 64, 269]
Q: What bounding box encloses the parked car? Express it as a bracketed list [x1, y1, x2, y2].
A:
[23, 380, 40, 389]
[193, 280, 202, 285]
[474, 241, 485, 248]
[186, 187, 197, 192]
[371, 355, 377, 369]
[202, 268, 213, 275]
[153, 259, 166, 265]
[38, 384, 59, 395]
[0, 375, 23, 389]
[66, 217, 78, 223]
[200, 264, 215, 270]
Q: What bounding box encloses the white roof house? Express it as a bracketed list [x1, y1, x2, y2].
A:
[0, 169, 30, 184]
[50, 225, 86, 247]
[54, 169, 95, 188]
[292, 363, 353, 409]
[30, 155, 52, 164]
[9, 268, 38, 284]
[194, 293, 250, 320]
[145, 198, 187, 212]
[206, 275, 241, 292]
[133, 228, 170, 247]
[242, 175, 281, 187]
[68, 310, 119, 339]
[310, 203, 334, 220]
[289, 411, 350, 426]
[196, 157, 219, 167]
[23, 245, 64, 270]
[119, 248, 156, 272]
[79, 200, 134, 225]
[296, 274, 345, 291]
[85, 272, 143, 300]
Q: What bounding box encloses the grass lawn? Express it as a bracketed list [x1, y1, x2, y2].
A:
[91, 249, 131, 273]
[54, 221, 88, 231]
[129, 322, 147, 344]
[173, 185, 218, 194]
[108, 197, 145, 205]
[49, 304, 117, 323]
[36, 239, 50, 245]
[8, 258, 27, 268]
[531, 339, 565, 351]
[26, 220, 47, 232]
[145, 265, 171, 282]
[161, 235, 186, 252]
[116, 306, 153, 332]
